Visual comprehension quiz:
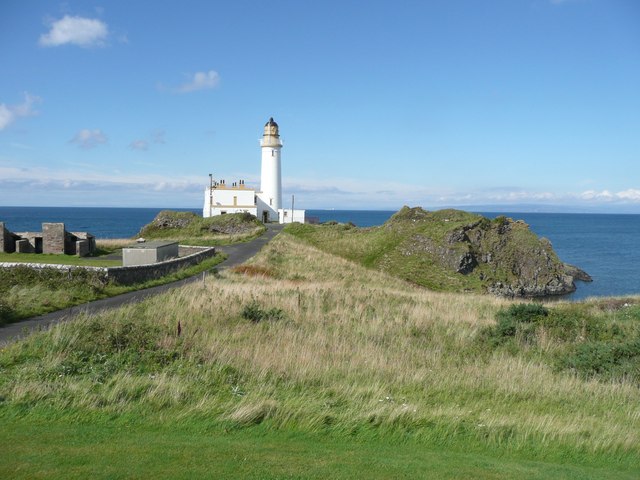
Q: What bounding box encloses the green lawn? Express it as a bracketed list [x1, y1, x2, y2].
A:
[0, 251, 121, 267]
[1, 418, 636, 480]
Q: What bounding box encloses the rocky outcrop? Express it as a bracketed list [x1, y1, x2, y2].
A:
[206, 212, 262, 235]
[137, 210, 264, 239]
[386, 207, 590, 298]
[145, 211, 196, 231]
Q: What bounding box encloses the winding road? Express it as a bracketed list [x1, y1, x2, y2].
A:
[0, 224, 284, 345]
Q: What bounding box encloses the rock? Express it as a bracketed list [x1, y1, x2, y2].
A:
[564, 263, 593, 282]
[386, 207, 588, 298]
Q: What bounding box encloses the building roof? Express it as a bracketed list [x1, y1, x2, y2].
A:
[124, 240, 178, 249]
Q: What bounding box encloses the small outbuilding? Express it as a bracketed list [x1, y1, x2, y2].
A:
[122, 241, 179, 266]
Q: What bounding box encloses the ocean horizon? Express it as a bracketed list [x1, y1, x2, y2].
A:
[1, 205, 639, 301]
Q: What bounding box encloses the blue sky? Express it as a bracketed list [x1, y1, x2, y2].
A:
[1, 0, 639, 212]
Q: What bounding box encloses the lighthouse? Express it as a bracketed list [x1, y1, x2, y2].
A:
[259, 117, 282, 221]
[202, 117, 304, 224]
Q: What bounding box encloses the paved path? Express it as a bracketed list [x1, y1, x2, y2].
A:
[0, 224, 284, 345]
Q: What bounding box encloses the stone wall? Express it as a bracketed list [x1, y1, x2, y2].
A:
[16, 239, 35, 253]
[0, 222, 96, 256]
[107, 246, 216, 285]
[43, 223, 65, 254]
[76, 239, 91, 258]
[0, 245, 216, 286]
[0, 222, 16, 253]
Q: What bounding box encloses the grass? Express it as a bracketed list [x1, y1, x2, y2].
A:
[0, 253, 226, 325]
[0, 232, 638, 477]
[1, 420, 636, 479]
[0, 251, 121, 267]
[137, 210, 266, 246]
[285, 208, 573, 296]
[0, 239, 131, 267]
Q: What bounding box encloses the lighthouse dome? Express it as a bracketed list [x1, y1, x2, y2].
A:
[263, 117, 279, 137]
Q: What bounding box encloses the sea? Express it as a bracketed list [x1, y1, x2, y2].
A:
[1, 206, 639, 301]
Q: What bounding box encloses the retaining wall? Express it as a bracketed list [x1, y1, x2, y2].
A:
[0, 246, 216, 286]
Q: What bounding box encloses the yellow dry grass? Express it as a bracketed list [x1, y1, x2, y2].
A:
[3, 232, 639, 458]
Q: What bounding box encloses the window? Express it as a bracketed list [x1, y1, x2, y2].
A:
[271, 149, 274, 157]
[233, 196, 237, 206]
[270, 198, 273, 206]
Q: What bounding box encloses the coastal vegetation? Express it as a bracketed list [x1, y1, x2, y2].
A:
[0, 254, 225, 325]
[286, 206, 589, 297]
[1, 232, 638, 478]
[136, 210, 266, 246]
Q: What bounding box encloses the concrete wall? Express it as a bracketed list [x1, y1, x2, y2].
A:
[279, 209, 306, 224]
[123, 242, 179, 266]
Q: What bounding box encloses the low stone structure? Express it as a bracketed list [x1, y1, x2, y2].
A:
[122, 241, 179, 266]
[0, 222, 96, 257]
[0, 222, 21, 253]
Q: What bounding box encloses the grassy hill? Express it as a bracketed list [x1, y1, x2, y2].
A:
[137, 210, 265, 245]
[1, 231, 638, 478]
[287, 206, 588, 297]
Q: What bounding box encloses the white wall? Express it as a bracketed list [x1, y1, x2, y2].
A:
[278, 209, 306, 224]
[260, 143, 282, 212]
[203, 186, 256, 217]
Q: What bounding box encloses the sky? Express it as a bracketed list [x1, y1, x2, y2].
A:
[1, 0, 639, 212]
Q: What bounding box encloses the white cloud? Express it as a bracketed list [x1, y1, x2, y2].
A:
[39, 15, 108, 47]
[129, 139, 149, 151]
[0, 161, 638, 211]
[616, 189, 640, 201]
[0, 93, 41, 131]
[174, 71, 220, 93]
[580, 189, 640, 202]
[70, 129, 108, 149]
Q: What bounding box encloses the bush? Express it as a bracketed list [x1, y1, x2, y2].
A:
[487, 303, 549, 344]
[241, 302, 285, 323]
[0, 301, 14, 325]
[558, 338, 640, 381]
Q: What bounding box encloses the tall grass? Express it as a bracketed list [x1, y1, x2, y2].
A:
[0, 233, 638, 465]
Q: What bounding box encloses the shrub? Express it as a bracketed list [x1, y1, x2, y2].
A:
[492, 215, 509, 227]
[558, 338, 640, 381]
[0, 301, 14, 325]
[487, 303, 549, 344]
[241, 302, 285, 323]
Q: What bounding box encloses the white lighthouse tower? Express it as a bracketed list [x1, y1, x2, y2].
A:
[258, 117, 282, 222]
[202, 117, 304, 224]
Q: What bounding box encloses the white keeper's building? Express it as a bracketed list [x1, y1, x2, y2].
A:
[202, 118, 305, 224]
